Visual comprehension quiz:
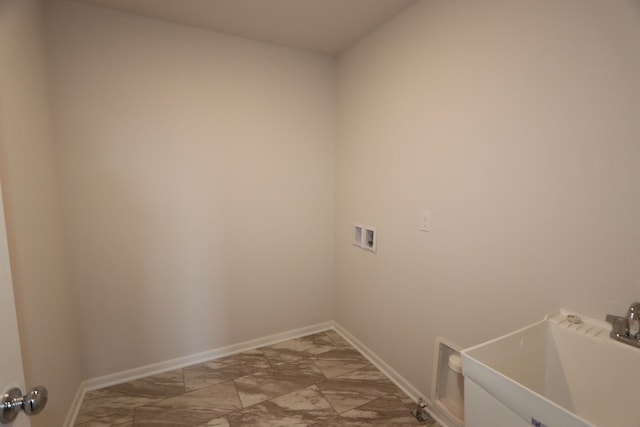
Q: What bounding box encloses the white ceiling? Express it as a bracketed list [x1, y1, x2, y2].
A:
[68, 0, 418, 55]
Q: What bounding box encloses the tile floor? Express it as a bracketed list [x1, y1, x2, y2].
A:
[74, 330, 441, 426]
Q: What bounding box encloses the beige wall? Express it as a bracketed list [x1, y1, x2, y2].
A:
[335, 0, 640, 396]
[46, 1, 336, 378]
[5, 0, 640, 420]
[0, 0, 83, 425]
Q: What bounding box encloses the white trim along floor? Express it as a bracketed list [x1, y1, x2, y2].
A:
[66, 323, 442, 426]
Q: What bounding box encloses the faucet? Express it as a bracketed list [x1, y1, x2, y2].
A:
[626, 302, 640, 337]
[606, 302, 640, 349]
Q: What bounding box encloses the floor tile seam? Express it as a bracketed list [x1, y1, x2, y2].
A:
[74, 414, 101, 426]
[315, 384, 343, 416]
[234, 381, 331, 415]
[181, 357, 258, 377]
[257, 347, 275, 369]
[259, 351, 315, 367]
[310, 351, 369, 363]
[234, 380, 303, 410]
[307, 416, 339, 427]
[249, 383, 339, 426]
[308, 355, 330, 382]
[323, 331, 342, 348]
[194, 416, 231, 427]
[132, 378, 241, 412]
[308, 346, 339, 357]
[195, 416, 231, 427]
[184, 365, 263, 392]
[81, 330, 334, 401]
[78, 407, 136, 425]
[183, 364, 276, 391]
[119, 349, 267, 397]
[81, 388, 131, 402]
[315, 377, 401, 410]
[184, 415, 223, 427]
[306, 395, 414, 426]
[229, 361, 304, 391]
[230, 367, 245, 413]
[76, 332, 400, 426]
[247, 356, 324, 379]
[338, 394, 409, 418]
[83, 377, 188, 402]
[297, 356, 385, 391]
[75, 403, 142, 426]
[131, 403, 232, 427]
[323, 363, 383, 382]
[231, 376, 264, 409]
[143, 413, 216, 427]
[180, 366, 187, 396]
[314, 364, 369, 381]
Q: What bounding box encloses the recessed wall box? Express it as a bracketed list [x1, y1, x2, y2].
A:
[364, 227, 376, 253]
[353, 224, 364, 247]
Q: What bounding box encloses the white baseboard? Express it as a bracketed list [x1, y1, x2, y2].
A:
[62, 381, 86, 427]
[84, 321, 334, 392]
[65, 321, 334, 425]
[333, 323, 423, 403]
[65, 321, 434, 427]
[333, 324, 454, 425]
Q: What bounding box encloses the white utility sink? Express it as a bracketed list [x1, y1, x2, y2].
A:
[462, 310, 638, 427]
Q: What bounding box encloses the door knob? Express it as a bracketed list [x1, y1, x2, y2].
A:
[0, 386, 48, 424]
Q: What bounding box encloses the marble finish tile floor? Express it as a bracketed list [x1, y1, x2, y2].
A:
[75, 330, 441, 426]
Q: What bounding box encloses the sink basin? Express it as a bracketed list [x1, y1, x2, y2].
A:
[462, 310, 638, 427]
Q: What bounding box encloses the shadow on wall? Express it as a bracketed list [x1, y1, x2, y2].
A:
[67, 139, 233, 377]
[48, 0, 335, 381]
